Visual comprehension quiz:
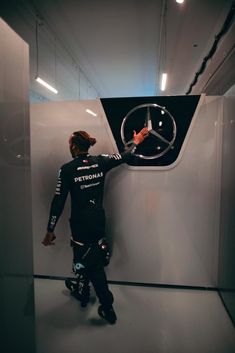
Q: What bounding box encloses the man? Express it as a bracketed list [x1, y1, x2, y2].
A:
[42, 127, 148, 324]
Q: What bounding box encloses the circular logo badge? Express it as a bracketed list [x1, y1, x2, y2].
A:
[121, 103, 177, 159]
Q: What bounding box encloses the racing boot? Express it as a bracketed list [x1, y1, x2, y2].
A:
[65, 277, 90, 307]
[98, 305, 117, 324]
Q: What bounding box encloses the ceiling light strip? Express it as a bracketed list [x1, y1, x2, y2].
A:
[36, 76, 58, 94]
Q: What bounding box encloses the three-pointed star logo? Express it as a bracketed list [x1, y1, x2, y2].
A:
[121, 103, 177, 159]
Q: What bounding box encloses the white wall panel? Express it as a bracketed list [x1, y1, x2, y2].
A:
[218, 96, 235, 322]
[31, 100, 116, 276]
[31, 96, 223, 287]
[104, 96, 222, 286]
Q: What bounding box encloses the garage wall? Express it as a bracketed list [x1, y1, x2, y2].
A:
[31, 96, 222, 287]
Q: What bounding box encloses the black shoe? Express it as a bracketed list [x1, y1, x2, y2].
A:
[65, 278, 90, 307]
[65, 278, 77, 292]
[98, 305, 117, 324]
[72, 291, 89, 307]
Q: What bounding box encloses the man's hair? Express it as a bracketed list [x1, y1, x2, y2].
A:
[71, 131, 96, 151]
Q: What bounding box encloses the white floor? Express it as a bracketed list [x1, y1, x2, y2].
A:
[35, 278, 235, 353]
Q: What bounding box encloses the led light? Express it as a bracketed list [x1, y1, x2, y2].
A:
[160, 73, 167, 91]
[35, 76, 58, 94]
[176, 0, 184, 3]
[159, 121, 163, 126]
[86, 109, 97, 117]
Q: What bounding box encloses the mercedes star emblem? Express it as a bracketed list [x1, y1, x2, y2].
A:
[120, 103, 177, 159]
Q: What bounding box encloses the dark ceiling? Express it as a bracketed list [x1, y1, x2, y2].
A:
[0, 0, 234, 101]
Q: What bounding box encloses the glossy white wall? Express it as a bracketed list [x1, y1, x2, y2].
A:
[0, 18, 35, 353]
[31, 96, 223, 287]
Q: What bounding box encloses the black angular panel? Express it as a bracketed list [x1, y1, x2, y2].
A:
[101, 95, 201, 166]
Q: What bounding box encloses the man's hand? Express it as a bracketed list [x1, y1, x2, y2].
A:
[42, 232, 56, 246]
[133, 127, 149, 145]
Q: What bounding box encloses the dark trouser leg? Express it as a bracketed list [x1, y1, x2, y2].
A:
[71, 241, 114, 310]
[67, 245, 91, 306]
[65, 267, 90, 306]
[88, 262, 117, 324]
[75, 269, 90, 306]
[87, 263, 113, 310]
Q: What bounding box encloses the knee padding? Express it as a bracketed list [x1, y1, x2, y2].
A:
[98, 239, 111, 266]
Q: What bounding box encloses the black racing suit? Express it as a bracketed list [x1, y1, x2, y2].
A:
[47, 145, 137, 309]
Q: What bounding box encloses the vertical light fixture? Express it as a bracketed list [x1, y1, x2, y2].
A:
[161, 73, 167, 91]
[75, 64, 81, 100]
[35, 17, 58, 94]
[157, 0, 168, 94]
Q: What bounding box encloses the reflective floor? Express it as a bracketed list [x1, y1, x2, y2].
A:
[35, 279, 235, 353]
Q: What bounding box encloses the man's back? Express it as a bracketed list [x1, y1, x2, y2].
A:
[48, 151, 127, 243]
[45, 127, 149, 245]
[63, 154, 106, 242]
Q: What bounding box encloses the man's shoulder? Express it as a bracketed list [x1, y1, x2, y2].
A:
[59, 159, 75, 172]
[61, 156, 100, 170]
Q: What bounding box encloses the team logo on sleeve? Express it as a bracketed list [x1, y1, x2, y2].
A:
[55, 169, 62, 195]
[101, 154, 122, 160]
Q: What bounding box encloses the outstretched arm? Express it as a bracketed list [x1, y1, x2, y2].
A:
[42, 167, 69, 246]
[101, 127, 149, 172]
[121, 127, 149, 159]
